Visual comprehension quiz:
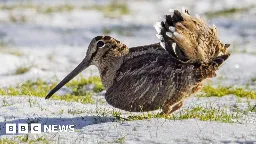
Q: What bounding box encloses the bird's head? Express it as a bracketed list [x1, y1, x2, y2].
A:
[85, 36, 129, 66]
[45, 36, 128, 99]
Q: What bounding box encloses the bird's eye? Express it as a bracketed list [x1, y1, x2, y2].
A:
[97, 40, 105, 48]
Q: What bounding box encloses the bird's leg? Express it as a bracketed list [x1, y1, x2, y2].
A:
[161, 100, 183, 115]
[169, 101, 183, 114]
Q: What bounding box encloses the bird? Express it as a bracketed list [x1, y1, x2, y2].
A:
[45, 8, 230, 115]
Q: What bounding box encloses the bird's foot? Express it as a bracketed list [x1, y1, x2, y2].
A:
[161, 101, 184, 116]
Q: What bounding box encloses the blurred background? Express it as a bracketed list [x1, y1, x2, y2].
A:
[0, 0, 255, 89]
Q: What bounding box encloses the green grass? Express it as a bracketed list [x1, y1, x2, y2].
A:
[0, 2, 130, 24]
[44, 4, 74, 13]
[103, 26, 133, 36]
[0, 4, 74, 14]
[0, 138, 16, 144]
[68, 108, 86, 115]
[0, 135, 49, 144]
[0, 2, 129, 18]
[15, 65, 32, 75]
[0, 78, 95, 104]
[82, 1, 129, 18]
[2, 98, 9, 107]
[99, 1, 130, 18]
[113, 136, 126, 144]
[199, 85, 256, 99]
[252, 77, 256, 83]
[205, 7, 252, 18]
[172, 105, 239, 122]
[66, 76, 104, 93]
[111, 105, 239, 123]
[6, 51, 24, 56]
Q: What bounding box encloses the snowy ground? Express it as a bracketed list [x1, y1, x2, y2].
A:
[0, 0, 255, 143]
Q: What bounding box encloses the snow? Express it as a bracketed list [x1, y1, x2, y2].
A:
[0, 95, 255, 143]
[0, 0, 255, 143]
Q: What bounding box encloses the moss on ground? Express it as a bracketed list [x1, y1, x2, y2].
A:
[111, 105, 240, 123]
[205, 7, 252, 18]
[0, 77, 100, 104]
[66, 76, 104, 93]
[0, 1, 130, 19]
[199, 85, 256, 99]
[0, 135, 49, 144]
[87, 1, 130, 18]
[15, 65, 31, 75]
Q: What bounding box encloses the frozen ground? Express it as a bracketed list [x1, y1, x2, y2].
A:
[0, 0, 255, 143]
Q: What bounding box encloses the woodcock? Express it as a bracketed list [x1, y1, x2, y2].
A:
[45, 8, 230, 115]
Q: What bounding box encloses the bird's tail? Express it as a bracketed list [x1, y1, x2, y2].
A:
[154, 7, 230, 63]
[194, 54, 230, 82]
[154, 9, 185, 57]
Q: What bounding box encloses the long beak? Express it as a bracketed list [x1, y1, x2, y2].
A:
[45, 58, 90, 99]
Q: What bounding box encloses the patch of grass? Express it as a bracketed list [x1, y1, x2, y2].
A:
[252, 77, 256, 83]
[0, 138, 17, 144]
[7, 51, 24, 56]
[28, 97, 37, 107]
[17, 135, 28, 143]
[205, 7, 252, 18]
[43, 4, 74, 13]
[0, 4, 34, 11]
[92, 102, 243, 123]
[247, 101, 256, 113]
[251, 105, 256, 112]
[1, 2, 129, 17]
[102, 1, 129, 18]
[112, 105, 240, 123]
[93, 101, 254, 123]
[68, 108, 86, 115]
[102, 26, 133, 36]
[0, 135, 50, 144]
[172, 105, 239, 123]
[15, 65, 32, 75]
[56, 109, 64, 115]
[199, 85, 256, 99]
[113, 136, 126, 144]
[2, 98, 9, 107]
[0, 78, 94, 104]
[0, 4, 74, 14]
[66, 76, 104, 93]
[84, 1, 130, 18]
[0, 2, 129, 23]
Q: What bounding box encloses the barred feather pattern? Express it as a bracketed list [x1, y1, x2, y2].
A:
[102, 43, 229, 112]
[155, 8, 230, 63]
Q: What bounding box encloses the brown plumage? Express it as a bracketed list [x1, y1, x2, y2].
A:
[45, 8, 230, 115]
[155, 7, 230, 63]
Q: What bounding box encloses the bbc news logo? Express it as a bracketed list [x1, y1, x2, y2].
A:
[6, 123, 75, 134]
